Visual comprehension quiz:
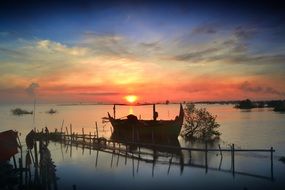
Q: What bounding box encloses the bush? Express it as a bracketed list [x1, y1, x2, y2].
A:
[235, 99, 256, 109]
[181, 103, 221, 141]
[11, 108, 33, 115]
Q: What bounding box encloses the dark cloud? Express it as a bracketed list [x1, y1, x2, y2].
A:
[192, 23, 219, 35]
[234, 26, 256, 40]
[78, 92, 120, 96]
[230, 54, 285, 64]
[239, 81, 285, 97]
[139, 41, 159, 48]
[172, 47, 219, 62]
[0, 47, 25, 57]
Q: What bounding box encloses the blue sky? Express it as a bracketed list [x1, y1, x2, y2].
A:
[0, 0, 285, 103]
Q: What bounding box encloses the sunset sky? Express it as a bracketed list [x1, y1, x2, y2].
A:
[0, 0, 285, 103]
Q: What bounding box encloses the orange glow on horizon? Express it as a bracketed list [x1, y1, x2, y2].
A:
[125, 95, 138, 104]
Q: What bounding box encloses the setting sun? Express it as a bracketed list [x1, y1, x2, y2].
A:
[125, 95, 137, 103]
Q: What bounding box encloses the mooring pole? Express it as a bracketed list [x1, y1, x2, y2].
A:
[218, 144, 223, 158]
[113, 105, 116, 119]
[95, 122, 99, 138]
[153, 104, 156, 121]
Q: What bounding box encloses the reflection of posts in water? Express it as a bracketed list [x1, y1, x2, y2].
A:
[231, 144, 235, 176]
[19, 158, 23, 187]
[34, 141, 38, 167]
[39, 128, 276, 182]
[110, 150, 114, 168]
[132, 152, 135, 178]
[89, 132, 92, 155]
[136, 156, 140, 173]
[270, 147, 274, 180]
[180, 152, 184, 175]
[167, 153, 173, 175]
[205, 142, 208, 173]
[95, 149, 99, 167]
[116, 151, 120, 167]
[70, 140, 72, 158]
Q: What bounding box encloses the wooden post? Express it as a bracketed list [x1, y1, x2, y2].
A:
[95, 122, 99, 138]
[61, 120, 64, 129]
[82, 128, 85, 143]
[153, 104, 156, 121]
[232, 144, 235, 176]
[218, 144, 223, 158]
[65, 127, 69, 135]
[70, 124, 73, 141]
[113, 104, 116, 119]
[270, 147, 274, 180]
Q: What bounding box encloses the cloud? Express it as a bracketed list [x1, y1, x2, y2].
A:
[192, 23, 218, 35]
[171, 47, 220, 62]
[239, 81, 285, 97]
[78, 92, 121, 96]
[234, 26, 256, 41]
[36, 40, 89, 56]
[0, 47, 25, 57]
[81, 32, 129, 56]
[139, 41, 160, 48]
[25, 83, 39, 96]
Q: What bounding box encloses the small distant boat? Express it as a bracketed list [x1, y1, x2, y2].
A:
[108, 104, 184, 142]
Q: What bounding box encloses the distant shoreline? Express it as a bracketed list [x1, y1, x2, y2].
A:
[56, 99, 285, 106]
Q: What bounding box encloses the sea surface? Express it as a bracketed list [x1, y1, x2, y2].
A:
[1, 103, 285, 189]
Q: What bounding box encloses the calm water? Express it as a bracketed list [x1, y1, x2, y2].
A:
[1, 103, 285, 189]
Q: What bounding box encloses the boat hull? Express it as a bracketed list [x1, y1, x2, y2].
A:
[108, 104, 184, 143]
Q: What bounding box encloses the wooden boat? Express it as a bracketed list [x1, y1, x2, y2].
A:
[0, 130, 19, 162]
[108, 104, 184, 142]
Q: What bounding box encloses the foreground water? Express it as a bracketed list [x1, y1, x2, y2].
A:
[1, 103, 285, 189]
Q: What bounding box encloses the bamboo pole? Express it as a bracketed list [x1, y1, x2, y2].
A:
[82, 128, 85, 143]
[70, 124, 73, 141]
[95, 122, 99, 138]
[218, 144, 223, 158]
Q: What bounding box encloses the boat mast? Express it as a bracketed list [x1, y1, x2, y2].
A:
[153, 104, 158, 121]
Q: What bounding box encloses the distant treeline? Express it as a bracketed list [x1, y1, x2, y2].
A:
[234, 99, 285, 112]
